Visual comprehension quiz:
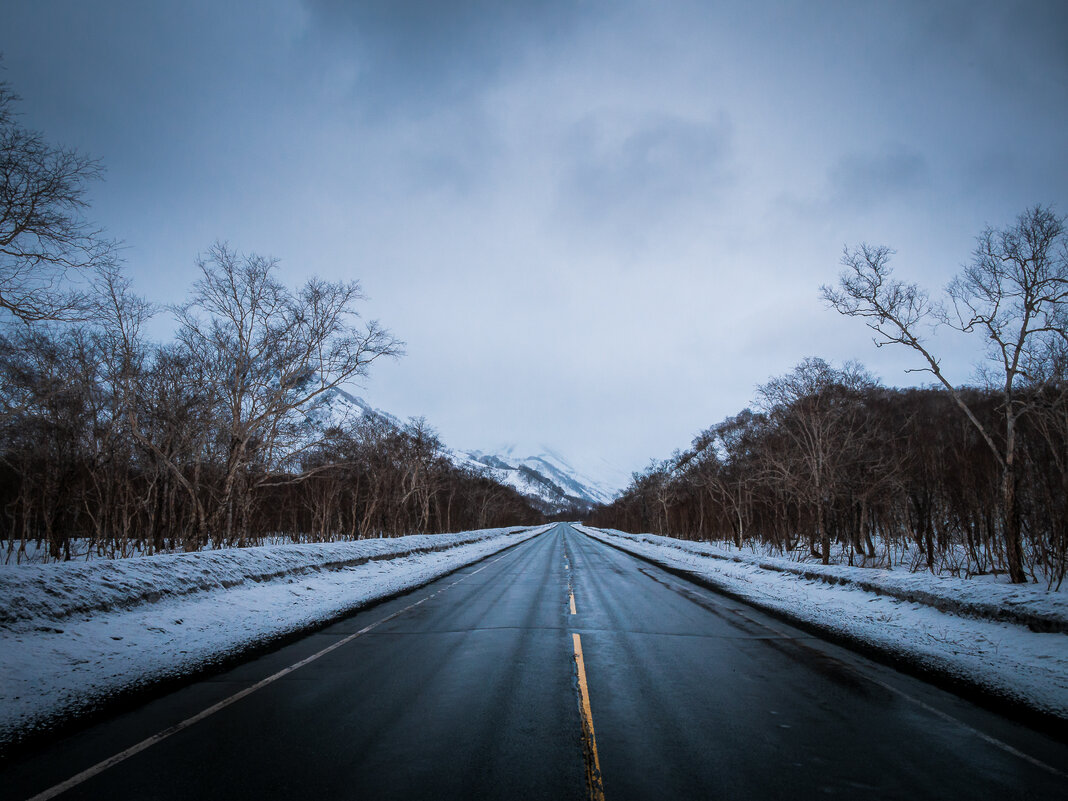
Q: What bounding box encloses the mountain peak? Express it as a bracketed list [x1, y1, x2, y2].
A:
[304, 390, 618, 514]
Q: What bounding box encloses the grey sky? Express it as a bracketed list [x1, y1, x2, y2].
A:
[4, 0, 1067, 487]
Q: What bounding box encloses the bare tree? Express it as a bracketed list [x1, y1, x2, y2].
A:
[397, 417, 444, 534]
[823, 205, 1068, 582]
[174, 242, 403, 544]
[694, 411, 763, 547]
[0, 239, 549, 560]
[0, 76, 115, 324]
[757, 358, 877, 564]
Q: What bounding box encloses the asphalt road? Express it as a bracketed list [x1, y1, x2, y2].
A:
[2, 523, 1066, 800]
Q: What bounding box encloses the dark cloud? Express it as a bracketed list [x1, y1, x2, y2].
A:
[912, 0, 1068, 88]
[827, 147, 928, 211]
[771, 144, 930, 224]
[303, 0, 599, 115]
[559, 112, 734, 227]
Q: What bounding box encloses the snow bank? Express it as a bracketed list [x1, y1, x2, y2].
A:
[576, 526, 1068, 721]
[574, 529, 1068, 632]
[0, 529, 541, 626]
[0, 525, 550, 746]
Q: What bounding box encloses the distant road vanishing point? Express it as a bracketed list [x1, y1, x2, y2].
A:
[4, 524, 1066, 800]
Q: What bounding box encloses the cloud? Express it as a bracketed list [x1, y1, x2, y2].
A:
[774, 144, 929, 223]
[557, 111, 734, 229]
[827, 146, 929, 211]
[302, 0, 597, 116]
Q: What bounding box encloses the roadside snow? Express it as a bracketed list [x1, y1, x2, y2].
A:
[0, 525, 549, 746]
[576, 526, 1068, 721]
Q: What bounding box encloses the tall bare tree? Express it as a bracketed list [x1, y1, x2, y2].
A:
[173, 242, 402, 544]
[0, 75, 115, 324]
[823, 205, 1068, 582]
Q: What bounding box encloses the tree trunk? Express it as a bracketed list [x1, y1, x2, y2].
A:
[1003, 462, 1026, 583]
[818, 500, 830, 565]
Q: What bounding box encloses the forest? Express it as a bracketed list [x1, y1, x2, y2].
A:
[0, 250, 542, 563]
[0, 76, 540, 563]
[592, 207, 1068, 588]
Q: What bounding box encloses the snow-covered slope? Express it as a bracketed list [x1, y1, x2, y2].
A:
[300, 386, 403, 433]
[299, 389, 620, 514]
[461, 446, 620, 511]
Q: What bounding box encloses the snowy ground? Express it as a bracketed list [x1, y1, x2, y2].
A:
[0, 525, 550, 747]
[576, 526, 1068, 721]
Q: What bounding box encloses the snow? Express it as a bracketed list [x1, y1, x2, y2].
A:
[575, 526, 1068, 721]
[517, 450, 618, 505]
[301, 386, 404, 433]
[528, 445, 629, 498]
[460, 447, 620, 509]
[0, 525, 551, 746]
[493, 444, 625, 504]
[300, 389, 615, 512]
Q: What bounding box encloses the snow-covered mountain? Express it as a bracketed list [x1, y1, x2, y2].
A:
[299, 388, 621, 514]
[460, 447, 620, 511]
[300, 385, 404, 432]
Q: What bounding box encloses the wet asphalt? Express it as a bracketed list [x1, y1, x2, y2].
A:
[2, 523, 1066, 800]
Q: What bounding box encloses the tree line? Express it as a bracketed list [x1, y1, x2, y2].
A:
[591, 207, 1068, 588]
[0, 72, 541, 562]
[0, 273, 541, 563]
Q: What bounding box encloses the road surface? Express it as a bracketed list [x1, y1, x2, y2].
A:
[2, 523, 1066, 800]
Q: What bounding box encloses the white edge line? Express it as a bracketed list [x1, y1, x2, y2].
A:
[865, 675, 1068, 779]
[586, 529, 1066, 781]
[728, 609, 1067, 779]
[26, 543, 525, 801]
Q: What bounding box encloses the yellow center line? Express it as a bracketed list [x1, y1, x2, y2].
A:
[570, 592, 577, 615]
[572, 633, 605, 801]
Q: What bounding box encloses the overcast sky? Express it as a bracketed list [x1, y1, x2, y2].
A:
[4, 1, 1067, 488]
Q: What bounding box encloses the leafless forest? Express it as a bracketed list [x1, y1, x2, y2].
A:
[592, 208, 1068, 588]
[0, 254, 542, 564]
[0, 76, 538, 564]
[3, 68, 1067, 588]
